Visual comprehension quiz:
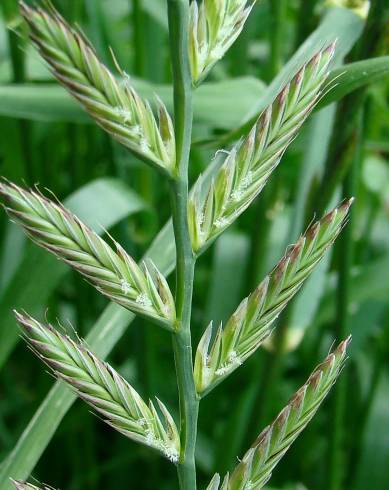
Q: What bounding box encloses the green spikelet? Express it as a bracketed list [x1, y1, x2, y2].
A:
[206, 338, 351, 489]
[20, 2, 175, 174]
[195, 199, 352, 395]
[189, 0, 255, 84]
[189, 43, 336, 253]
[0, 181, 176, 328]
[15, 312, 180, 463]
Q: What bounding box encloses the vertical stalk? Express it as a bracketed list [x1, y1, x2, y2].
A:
[167, 1, 198, 489]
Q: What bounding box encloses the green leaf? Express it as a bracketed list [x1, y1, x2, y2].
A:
[0, 178, 145, 369]
[0, 77, 265, 129]
[65, 177, 146, 229]
[194, 77, 266, 128]
[0, 84, 89, 123]
[319, 56, 389, 109]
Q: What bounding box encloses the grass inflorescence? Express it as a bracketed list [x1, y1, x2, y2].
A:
[188, 43, 336, 253]
[0, 180, 176, 328]
[194, 199, 352, 394]
[207, 338, 350, 489]
[15, 312, 180, 463]
[0, 1, 366, 489]
[19, 1, 175, 174]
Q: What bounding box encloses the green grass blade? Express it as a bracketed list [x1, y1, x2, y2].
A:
[319, 56, 389, 108]
[0, 77, 265, 129]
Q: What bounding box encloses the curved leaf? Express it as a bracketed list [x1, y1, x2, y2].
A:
[319, 56, 389, 108]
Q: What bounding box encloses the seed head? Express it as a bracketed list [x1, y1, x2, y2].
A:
[208, 339, 350, 489]
[194, 200, 352, 395]
[15, 312, 180, 463]
[189, 1, 255, 84]
[189, 44, 336, 253]
[0, 180, 176, 328]
[19, 2, 175, 173]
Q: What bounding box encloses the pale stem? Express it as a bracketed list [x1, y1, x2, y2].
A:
[167, 1, 199, 489]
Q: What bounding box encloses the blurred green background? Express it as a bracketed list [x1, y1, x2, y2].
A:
[1, 0, 389, 489]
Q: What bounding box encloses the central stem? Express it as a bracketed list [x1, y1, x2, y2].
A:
[167, 1, 198, 489]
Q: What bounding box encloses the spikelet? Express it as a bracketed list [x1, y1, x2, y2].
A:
[20, 2, 175, 174]
[194, 200, 352, 394]
[0, 181, 175, 329]
[11, 481, 55, 490]
[206, 474, 229, 490]
[207, 339, 350, 489]
[189, 1, 255, 84]
[188, 43, 336, 253]
[15, 312, 180, 463]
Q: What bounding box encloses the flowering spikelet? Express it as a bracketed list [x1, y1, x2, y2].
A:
[188, 43, 336, 253]
[0, 181, 175, 329]
[194, 200, 352, 394]
[20, 2, 175, 174]
[15, 312, 180, 463]
[207, 339, 351, 489]
[206, 474, 226, 490]
[189, 1, 255, 84]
